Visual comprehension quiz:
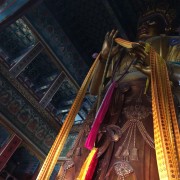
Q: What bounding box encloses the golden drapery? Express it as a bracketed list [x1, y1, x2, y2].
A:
[115, 38, 180, 179]
[37, 37, 180, 179]
[150, 46, 180, 179]
[36, 54, 100, 180]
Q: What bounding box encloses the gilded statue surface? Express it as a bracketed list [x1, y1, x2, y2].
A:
[58, 3, 180, 180]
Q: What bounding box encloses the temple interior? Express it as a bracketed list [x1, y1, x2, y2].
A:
[0, 0, 179, 180]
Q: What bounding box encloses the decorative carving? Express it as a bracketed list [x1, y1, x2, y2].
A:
[0, 18, 36, 63]
[0, 63, 60, 130]
[9, 42, 44, 77]
[123, 105, 151, 121]
[25, 3, 88, 85]
[0, 74, 58, 154]
[114, 161, 134, 178]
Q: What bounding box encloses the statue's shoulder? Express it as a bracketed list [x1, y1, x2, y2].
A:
[164, 36, 180, 62]
[167, 36, 180, 46]
[146, 35, 180, 46]
[146, 35, 180, 61]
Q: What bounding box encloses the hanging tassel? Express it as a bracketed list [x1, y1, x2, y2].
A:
[130, 147, 139, 161]
[144, 77, 150, 94]
[77, 147, 98, 180]
[85, 82, 117, 150]
[115, 146, 123, 159]
[122, 149, 129, 161]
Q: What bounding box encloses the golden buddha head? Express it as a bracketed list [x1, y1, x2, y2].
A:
[137, 2, 177, 40]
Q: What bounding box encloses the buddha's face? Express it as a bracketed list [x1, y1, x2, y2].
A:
[137, 16, 166, 40]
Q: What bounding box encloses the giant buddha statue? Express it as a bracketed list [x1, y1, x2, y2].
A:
[57, 2, 180, 180]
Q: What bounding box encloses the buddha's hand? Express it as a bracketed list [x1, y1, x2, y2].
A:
[100, 29, 120, 61]
[130, 42, 151, 77]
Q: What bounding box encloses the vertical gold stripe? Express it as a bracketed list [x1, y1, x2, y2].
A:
[150, 46, 180, 179]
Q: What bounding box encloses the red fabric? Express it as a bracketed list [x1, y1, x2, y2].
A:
[85, 82, 116, 150]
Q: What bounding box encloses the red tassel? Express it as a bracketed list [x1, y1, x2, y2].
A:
[85, 82, 116, 150]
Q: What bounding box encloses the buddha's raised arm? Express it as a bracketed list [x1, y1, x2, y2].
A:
[89, 30, 120, 95]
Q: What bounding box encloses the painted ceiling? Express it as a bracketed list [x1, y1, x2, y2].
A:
[0, 0, 179, 156]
